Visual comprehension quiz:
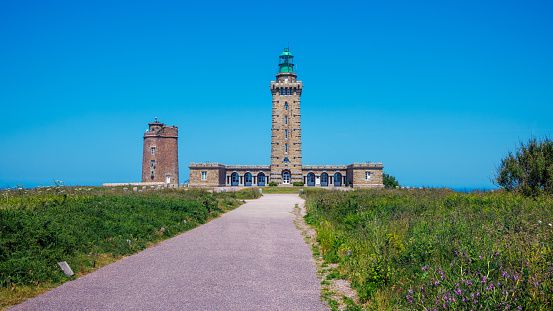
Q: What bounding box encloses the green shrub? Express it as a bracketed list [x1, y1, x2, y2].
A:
[383, 172, 399, 188]
[268, 181, 278, 187]
[494, 136, 553, 196]
[293, 181, 304, 186]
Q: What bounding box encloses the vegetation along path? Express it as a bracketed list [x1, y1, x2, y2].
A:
[9, 194, 327, 311]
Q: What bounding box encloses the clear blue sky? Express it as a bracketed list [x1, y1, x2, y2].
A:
[1, 0, 552, 189]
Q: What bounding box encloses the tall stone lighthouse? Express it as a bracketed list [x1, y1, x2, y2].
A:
[270, 48, 303, 185]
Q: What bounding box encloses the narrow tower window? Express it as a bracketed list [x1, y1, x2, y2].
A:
[150, 160, 156, 169]
[365, 171, 371, 180]
[285, 130, 288, 139]
[285, 102, 288, 111]
[285, 116, 288, 125]
[285, 143, 288, 153]
[201, 171, 207, 180]
[151, 147, 156, 155]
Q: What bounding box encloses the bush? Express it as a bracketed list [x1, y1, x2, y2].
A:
[494, 137, 553, 196]
[268, 181, 278, 187]
[383, 172, 399, 189]
[293, 181, 304, 186]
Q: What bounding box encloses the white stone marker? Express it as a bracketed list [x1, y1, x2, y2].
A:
[58, 261, 74, 276]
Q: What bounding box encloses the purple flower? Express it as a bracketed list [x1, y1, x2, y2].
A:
[409, 289, 413, 294]
[534, 282, 540, 287]
[435, 281, 440, 286]
[451, 262, 454, 266]
[482, 276, 487, 283]
[479, 255, 482, 259]
[422, 265, 428, 271]
[502, 272, 508, 278]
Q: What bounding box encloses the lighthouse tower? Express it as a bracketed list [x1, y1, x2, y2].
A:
[269, 48, 303, 185]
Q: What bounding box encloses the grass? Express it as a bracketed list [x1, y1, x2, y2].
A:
[0, 184, 260, 309]
[303, 188, 553, 310]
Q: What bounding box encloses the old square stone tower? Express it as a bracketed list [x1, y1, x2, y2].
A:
[189, 48, 383, 188]
[270, 48, 303, 185]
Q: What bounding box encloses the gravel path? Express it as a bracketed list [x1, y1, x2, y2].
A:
[10, 194, 327, 311]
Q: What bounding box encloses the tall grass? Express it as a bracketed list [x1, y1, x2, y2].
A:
[304, 188, 553, 310]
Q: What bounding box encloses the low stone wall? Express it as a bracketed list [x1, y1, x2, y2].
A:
[102, 182, 166, 187]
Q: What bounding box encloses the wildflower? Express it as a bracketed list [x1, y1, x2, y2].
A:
[454, 289, 462, 295]
[513, 275, 519, 281]
[549, 223, 552, 227]
[539, 220, 542, 224]
[534, 281, 540, 287]
[479, 255, 482, 259]
[468, 258, 472, 262]
[499, 266, 503, 270]
[409, 289, 413, 294]
[502, 272, 508, 278]
[422, 266, 428, 271]
[451, 262, 454, 267]
[525, 262, 529, 267]
[482, 276, 487, 283]
[435, 281, 440, 286]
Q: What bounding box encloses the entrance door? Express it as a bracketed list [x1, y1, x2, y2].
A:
[231, 173, 239, 186]
[166, 175, 171, 184]
[307, 173, 315, 187]
[258, 173, 266, 186]
[282, 171, 290, 184]
[244, 173, 252, 186]
[321, 173, 328, 186]
[334, 173, 342, 186]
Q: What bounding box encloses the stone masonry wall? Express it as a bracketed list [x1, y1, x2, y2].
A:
[347, 163, 384, 188]
[142, 122, 179, 186]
